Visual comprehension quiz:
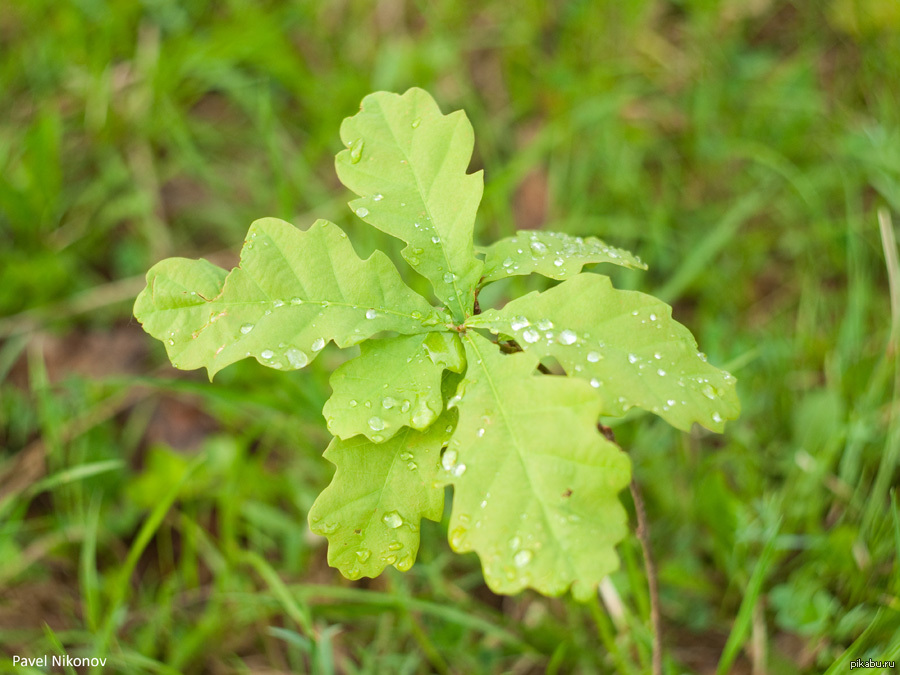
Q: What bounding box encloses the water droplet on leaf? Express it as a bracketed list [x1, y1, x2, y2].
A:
[286, 348, 309, 369]
[510, 316, 530, 331]
[383, 511, 403, 528]
[514, 549, 533, 567]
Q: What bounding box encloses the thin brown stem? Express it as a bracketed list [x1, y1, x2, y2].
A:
[473, 278, 483, 316]
[599, 424, 662, 675]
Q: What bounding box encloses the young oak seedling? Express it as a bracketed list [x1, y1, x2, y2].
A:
[134, 88, 739, 600]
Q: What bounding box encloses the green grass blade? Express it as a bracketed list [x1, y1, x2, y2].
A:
[715, 520, 781, 675]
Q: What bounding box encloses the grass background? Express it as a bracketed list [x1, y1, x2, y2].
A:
[2, 0, 900, 672]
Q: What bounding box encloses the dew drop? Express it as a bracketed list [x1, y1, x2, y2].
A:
[522, 328, 540, 343]
[372, 193, 383, 201]
[712, 412, 723, 423]
[657, 369, 667, 377]
[290, 297, 302, 305]
[590, 378, 600, 388]
[453, 463, 467, 477]
[311, 337, 326, 352]
[349, 400, 357, 407]
[627, 353, 639, 364]
[261, 349, 274, 360]
[701, 384, 717, 400]
[167, 338, 175, 346]
[530, 241, 547, 255]
[441, 448, 458, 471]
[431, 235, 440, 244]
[383, 511, 403, 529]
[477, 428, 485, 438]
[319, 522, 337, 534]
[356, 549, 371, 562]
[443, 272, 457, 283]
[411, 117, 421, 128]
[366, 309, 377, 319]
[553, 258, 564, 267]
[382, 396, 397, 410]
[286, 348, 309, 369]
[514, 549, 533, 567]
[368, 416, 385, 431]
[587, 351, 601, 362]
[240, 324, 254, 335]
[510, 316, 530, 331]
[356, 206, 369, 218]
[559, 329, 577, 345]
[411, 401, 434, 428]
[450, 527, 466, 549]
[273, 299, 284, 307]
[388, 541, 404, 551]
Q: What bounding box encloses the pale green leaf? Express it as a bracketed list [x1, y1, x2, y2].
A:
[134, 218, 448, 378]
[335, 88, 484, 321]
[308, 414, 452, 579]
[440, 333, 631, 600]
[324, 332, 465, 442]
[481, 230, 646, 283]
[467, 274, 739, 432]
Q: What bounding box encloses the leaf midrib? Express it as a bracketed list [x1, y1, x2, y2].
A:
[372, 97, 469, 320]
[461, 333, 577, 578]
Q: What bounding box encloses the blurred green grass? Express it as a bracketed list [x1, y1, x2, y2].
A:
[2, 0, 899, 672]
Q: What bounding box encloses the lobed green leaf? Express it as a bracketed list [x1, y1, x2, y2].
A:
[481, 230, 646, 284]
[440, 333, 631, 600]
[134, 218, 447, 378]
[308, 413, 453, 579]
[467, 274, 740, 432]
[323, 332, 465, 442]
[335, 88, 484, 321]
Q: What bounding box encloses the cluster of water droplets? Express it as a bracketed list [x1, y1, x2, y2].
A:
[492, 304, 733, 425]
[492, 231, 643, 278]
[441, 446, 466, 477]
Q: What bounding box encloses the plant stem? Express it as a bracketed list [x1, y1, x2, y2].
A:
[599, 424, 662, 675]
